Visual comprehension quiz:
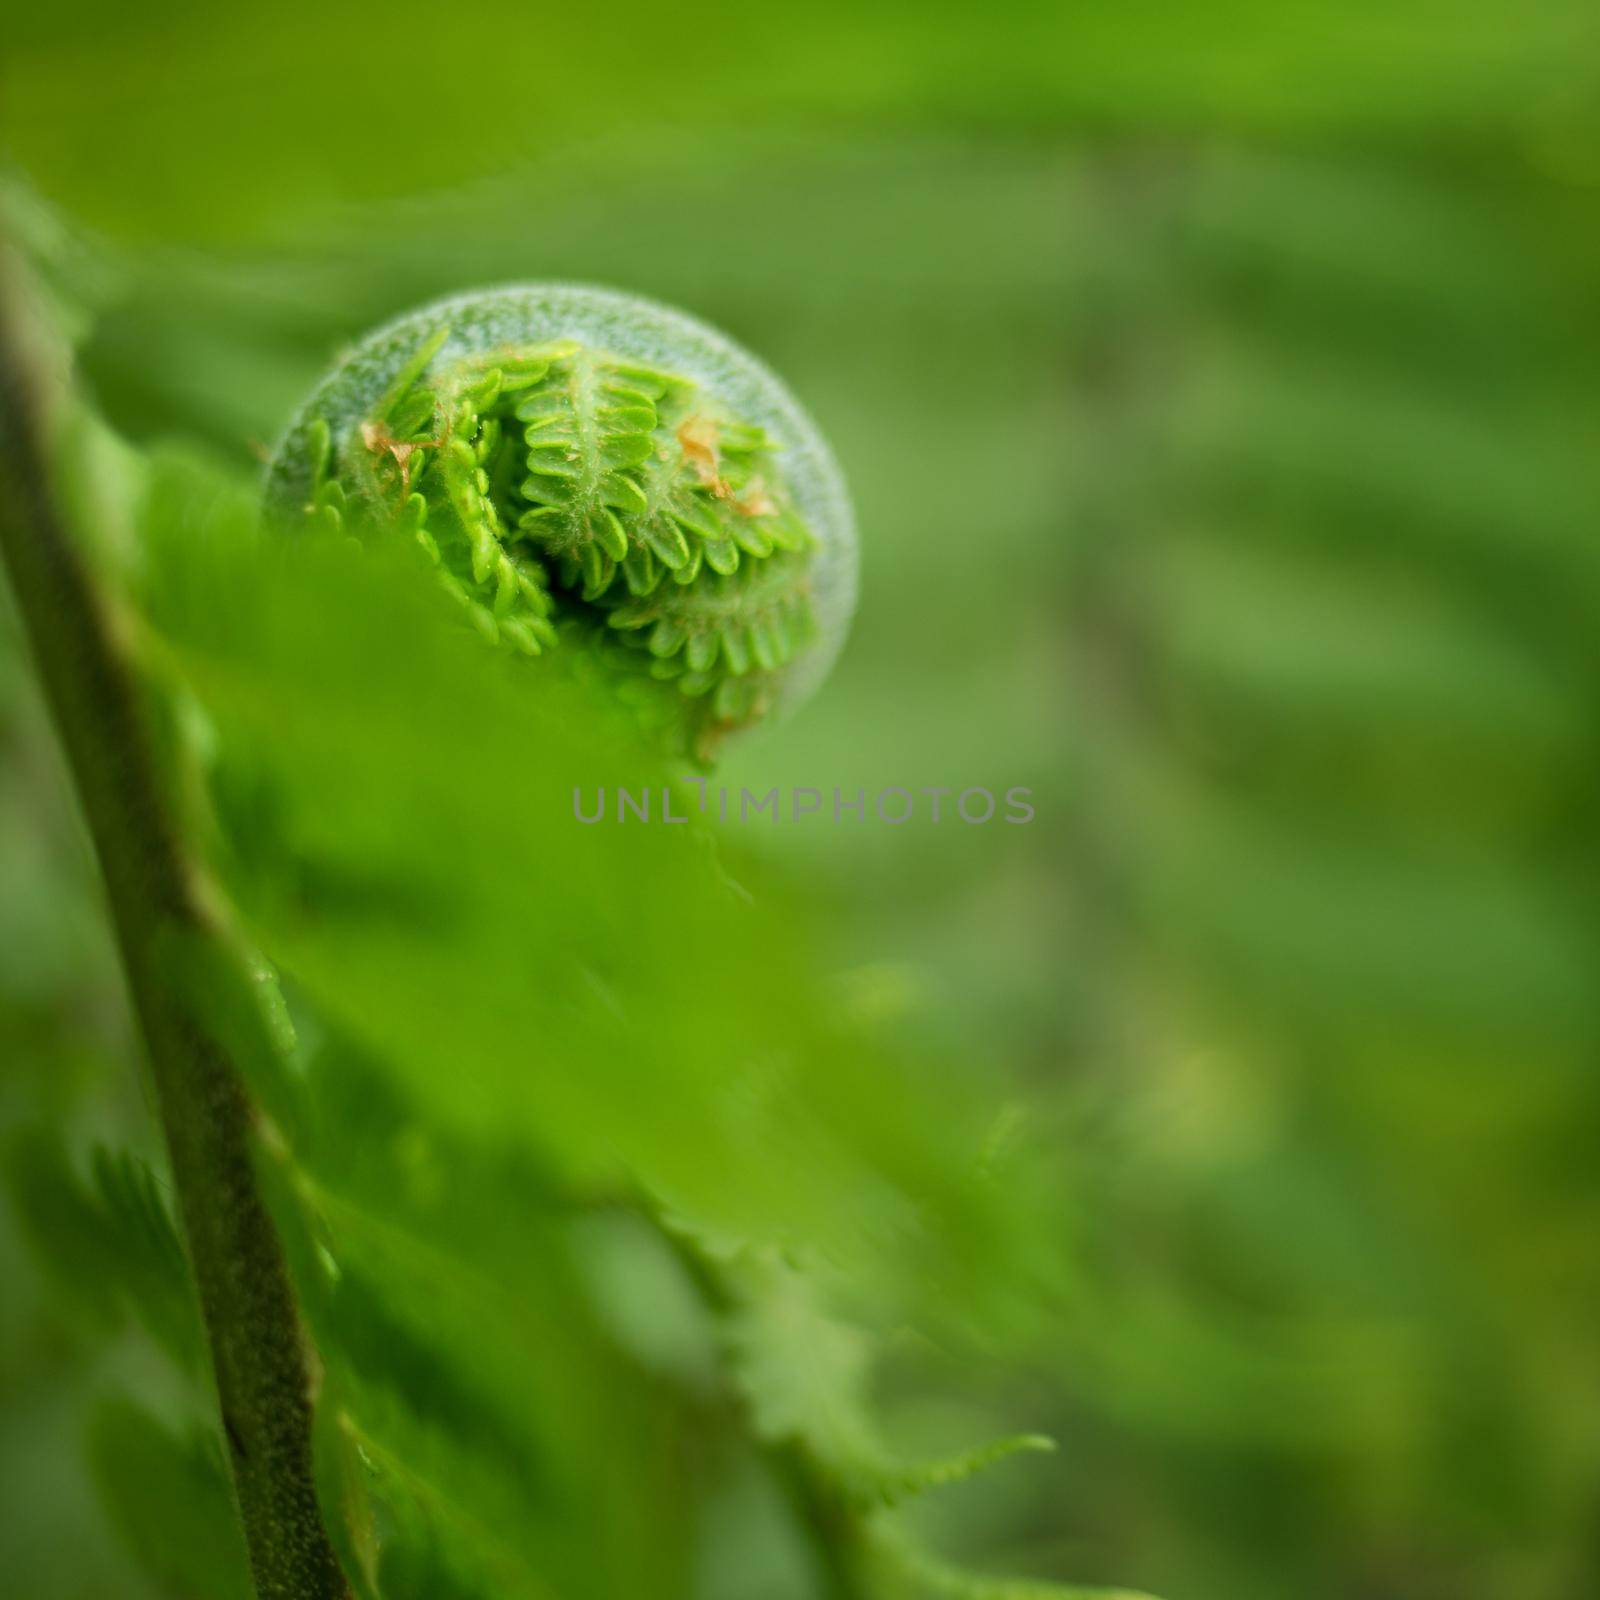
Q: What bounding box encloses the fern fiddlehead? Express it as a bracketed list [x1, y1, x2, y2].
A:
[266, 285, 857, 761]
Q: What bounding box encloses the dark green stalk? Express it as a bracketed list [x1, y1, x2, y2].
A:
[0, 247, 349, 1599]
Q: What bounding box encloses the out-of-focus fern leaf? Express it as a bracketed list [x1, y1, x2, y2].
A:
[722, 1244, 1069, 1586]
[85, 1399, 253, 1600]
[253, 1113, 697, 1600]
[1048, 142, 1600, 1598]
[871, 1528, 1159, 1600]
[7, 0, 1594, 243]
[109, 426, 1089, 1597]
[3, 1132, 203, 1371]
[134, 450, 1061, 1314]
[869, 1435, 1058, 1512]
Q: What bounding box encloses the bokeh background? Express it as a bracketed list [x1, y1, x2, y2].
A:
[4, 4, 1600, 1598]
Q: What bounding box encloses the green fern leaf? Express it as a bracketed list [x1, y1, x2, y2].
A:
[86, 1399, 253, 1600]
[726, 1252, 1056, 1512]
[869, 1525, 1159, 1600]
[3, 1131, 203, 1371]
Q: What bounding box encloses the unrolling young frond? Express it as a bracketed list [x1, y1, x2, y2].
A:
[266, 287, 854, 762]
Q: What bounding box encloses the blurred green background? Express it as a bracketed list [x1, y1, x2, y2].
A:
[4, 4, 1600, 1598]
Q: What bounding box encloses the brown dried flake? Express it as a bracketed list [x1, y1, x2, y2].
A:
[361, 420, 430, 490]
[733, 476, 776, 519]
[677, 413, 730, 497]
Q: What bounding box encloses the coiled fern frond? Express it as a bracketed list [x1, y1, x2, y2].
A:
[266, 285, 857, 761]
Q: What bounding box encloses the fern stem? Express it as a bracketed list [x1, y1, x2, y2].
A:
[773, 1446, 875, 1600]
[0, 251, 349, 1598]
